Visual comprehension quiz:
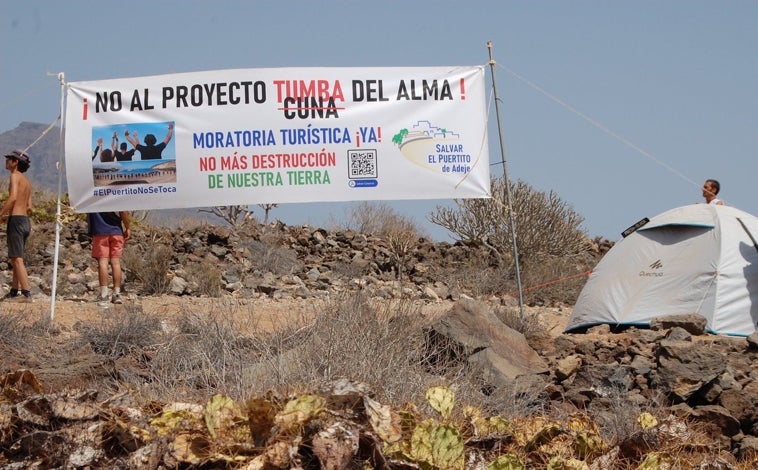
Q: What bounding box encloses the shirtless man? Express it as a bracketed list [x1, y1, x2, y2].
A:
[0, 150, 33, 301]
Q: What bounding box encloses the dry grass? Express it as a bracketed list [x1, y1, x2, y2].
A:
[140, 304, 266, 400]
[98, 293, 555, 419]
[106, 299, 315, 402]
[495, 304, 548, 345]
[0, 308, 32, 352]
[68, 293, 550, 416]
[341, 202, 428, 279]
[519, 253, 594, 307]
[343, 201, 426, 238]
[287, 293, 433, 404]
[245, 232, 302, 275]
[75, 303, 162, 358]
[185, 261, 223, 297]
[122, 243, 173, 295]
[427, 246, 597, 307]
[435, 255, 510, 298]
[133, 293, 438, 404]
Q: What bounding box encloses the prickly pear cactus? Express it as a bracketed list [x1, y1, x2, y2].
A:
[426, 386, 455, 420]
[410, 419, 465, 469]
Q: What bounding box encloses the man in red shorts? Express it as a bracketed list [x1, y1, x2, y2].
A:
[87, 211, 131, 305]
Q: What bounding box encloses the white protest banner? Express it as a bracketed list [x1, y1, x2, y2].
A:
[64, 66, 490, 212]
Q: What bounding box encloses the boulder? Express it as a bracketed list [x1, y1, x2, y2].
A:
[426, 299, 547, 387]
[651, 340, 727, 401]
[650, 313, 707, 335]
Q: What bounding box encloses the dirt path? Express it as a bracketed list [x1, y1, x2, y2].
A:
[1, 294, 476, 333]
[2, 295, 318, 332]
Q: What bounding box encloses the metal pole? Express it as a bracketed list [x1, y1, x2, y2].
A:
[50, 72, 66, 322]
[487, 41, 525, 317]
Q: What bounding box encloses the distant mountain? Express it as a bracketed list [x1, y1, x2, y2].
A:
[0, 121, 64, 193]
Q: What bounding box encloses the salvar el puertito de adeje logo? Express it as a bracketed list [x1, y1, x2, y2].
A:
[393, 120, 472, 176]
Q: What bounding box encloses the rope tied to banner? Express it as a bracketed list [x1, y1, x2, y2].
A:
[17, 114, 61, 156]
[496, 62, 710, 199]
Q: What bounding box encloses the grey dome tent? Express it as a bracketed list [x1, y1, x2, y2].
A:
[566, 204, 758, 336]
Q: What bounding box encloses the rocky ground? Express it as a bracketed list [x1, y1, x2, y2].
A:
[0, 218, 756, 468]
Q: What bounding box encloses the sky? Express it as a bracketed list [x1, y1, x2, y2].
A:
[2, 0, 757, 241]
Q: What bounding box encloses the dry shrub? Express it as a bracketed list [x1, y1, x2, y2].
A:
[236, 292, 551, 415]
[344, 202, 427, 278]
[185, 261, 222, 297]
[174, 293, 440, 405]
[434, 244, 595, 307]
[305, 295, 429, 402]
[330, 259, 372, 279]
[344, 201, 399, 235]
[0, 308, 30, 350]
[463, 374, 550, 418]
[588, 388, 667, 448]
[431, 177, 588, 266]
[440, 255, 513, 298]
[257, 203, 278, 224]
[581, 390, 739, 468]
[139, 301, 276, 401]
[122, 243, 172, 295]
[430, 177, 594, 306]
[149, 211, 207, 229]
[246, 232, 301, 275]
[345, 201, 428, 239]
[75, 304, 162, 358]
[199, 205, 257, 229]
[384, 217, 422, 279]
[26, 314, 62, 337]
[494, 305, 546, 344]
[28, 188, 64, 223]
[519, 253, 595, 306]
[595, 395, 645, 447]
[0, 310, 62, 362]
[95, 294, 555, 420]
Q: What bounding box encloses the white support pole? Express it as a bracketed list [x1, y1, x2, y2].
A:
[50, 72, 66, 322]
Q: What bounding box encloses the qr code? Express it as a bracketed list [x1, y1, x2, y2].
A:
[348, 149, 378, 179]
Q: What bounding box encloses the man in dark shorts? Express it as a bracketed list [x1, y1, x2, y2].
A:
[0, 149, 33, 301]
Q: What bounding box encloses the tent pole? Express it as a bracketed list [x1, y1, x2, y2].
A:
[737, 218, 758, 254]
[50, 72, 66, 322]
[487, 41, 525, 318]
